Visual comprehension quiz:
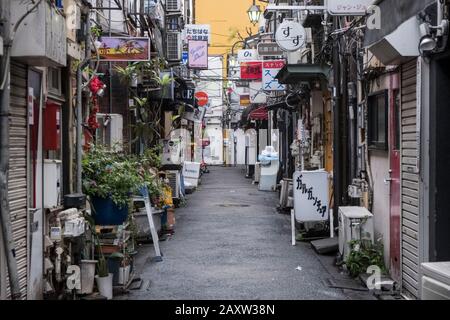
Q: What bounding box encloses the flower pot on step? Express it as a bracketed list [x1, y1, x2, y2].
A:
[95, 273, 113, 300]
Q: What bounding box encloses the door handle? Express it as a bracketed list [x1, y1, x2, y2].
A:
[384, 178, 393, 184]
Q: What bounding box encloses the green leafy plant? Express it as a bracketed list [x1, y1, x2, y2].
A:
[345, 239, 387, 278]
[82, 145, 142, 208]
[115, 59, 174, 148]
[91, 25, 103, 38]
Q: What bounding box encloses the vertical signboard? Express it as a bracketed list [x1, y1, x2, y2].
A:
[293, 170, 330, 222]
[263, 60, 286, 91]
[188, 40, 208, 69]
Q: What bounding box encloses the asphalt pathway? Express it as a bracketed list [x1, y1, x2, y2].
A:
[121, 166, 368, 300]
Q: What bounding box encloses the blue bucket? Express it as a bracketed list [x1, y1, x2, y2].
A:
[91, 196, 129, 226]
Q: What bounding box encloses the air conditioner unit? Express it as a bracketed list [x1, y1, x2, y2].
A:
[421, 262, 450, 300]
[166, 0, 182, 12]
[254, 162, 261, 183]
[96, 114, 123, 151]
[166, 170, 181, 199]
[338, 206, 374, 261]
[166, 32, 182, 61]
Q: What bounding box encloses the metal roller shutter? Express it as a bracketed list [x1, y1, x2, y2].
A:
[4, 62, 28, 299]
[401, 59, 420, 299]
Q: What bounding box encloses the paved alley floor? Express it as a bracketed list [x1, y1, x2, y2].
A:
[120, 166, 371, 300]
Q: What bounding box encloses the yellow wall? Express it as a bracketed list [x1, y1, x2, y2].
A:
[195, 0, 263, 59]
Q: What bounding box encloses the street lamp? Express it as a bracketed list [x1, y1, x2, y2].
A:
[247, 0, 262, 26]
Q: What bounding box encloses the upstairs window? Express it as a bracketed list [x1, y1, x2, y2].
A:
[368, 90, 388, 150]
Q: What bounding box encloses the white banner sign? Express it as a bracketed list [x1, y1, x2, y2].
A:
[249, 82, 267, 104]
[237, 49, 259, 62]
[293, 170, 329, 222]
[327, 0, 373, 15]
[184, 24, 211, 43]
[263, 60, 286, 91]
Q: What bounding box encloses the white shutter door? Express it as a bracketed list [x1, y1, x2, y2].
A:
[401, 59, 420, 299]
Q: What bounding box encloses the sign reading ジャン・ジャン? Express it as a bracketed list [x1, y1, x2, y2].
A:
[98, 37, 150, 61]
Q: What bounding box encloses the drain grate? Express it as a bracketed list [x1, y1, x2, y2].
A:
[216, 204, 250, 208]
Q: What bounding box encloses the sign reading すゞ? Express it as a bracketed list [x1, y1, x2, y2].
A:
[275, 21, 306, 52]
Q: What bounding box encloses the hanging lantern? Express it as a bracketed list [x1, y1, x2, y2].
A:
[247, 0, 262, 26]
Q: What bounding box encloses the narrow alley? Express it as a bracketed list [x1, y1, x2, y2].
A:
[122, 167, 369, 300]
[2, 0, 450, 306]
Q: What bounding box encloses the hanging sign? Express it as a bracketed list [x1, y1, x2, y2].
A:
[293, 170, 330, 222]
[98, 37, 150, 61]
[240, 61, 263, 80]
[184, 24, 211, 43]
[249, 82, 267, 104]
[263, 60, 286, 91]
[237, 49, 259, 62]
[257, 42, 283, 56]
[28, 87, 34, 125]
[275, 21, 307, 52]
[195, 91, 209, 107]
[327, 0, 372, 16]
[240, 95, 251, 106]
[183, 107, 207, 124]
[188, 40, 208, 69]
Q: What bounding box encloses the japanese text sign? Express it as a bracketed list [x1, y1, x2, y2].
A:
[185, 24, 211, 43]
[275, 21, 306, 52]
[293, 170, 330, 223]
[327, 0, 373, 16]
[240, 61, 262, 80]
[98, 37, 150, 61]
[188, 40, 208, 69]
[263, 60, 286, 91]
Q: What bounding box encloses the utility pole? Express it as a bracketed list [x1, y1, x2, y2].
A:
[332, 16, 342, 230]
[0, 0, 22, 299]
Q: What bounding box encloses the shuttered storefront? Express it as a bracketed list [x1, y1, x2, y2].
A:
[5, 62, 28, 299]
[400, 59, 420, 299]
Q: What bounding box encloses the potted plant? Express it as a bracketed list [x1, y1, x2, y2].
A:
[95, 249, 113, 300]
[83, 145, 142, 225]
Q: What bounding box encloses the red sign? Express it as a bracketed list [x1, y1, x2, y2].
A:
[263, 60, 285, 69]
[195, 91, 209, 106]
[240, 61, 262, 80]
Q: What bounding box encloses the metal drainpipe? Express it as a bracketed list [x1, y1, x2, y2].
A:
[0, 0, 43, 299]
[76, 13, 91, 193]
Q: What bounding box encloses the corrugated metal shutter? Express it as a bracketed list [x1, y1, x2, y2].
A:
[401, 59, 420, 299]
[5, 62, 28, 299]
